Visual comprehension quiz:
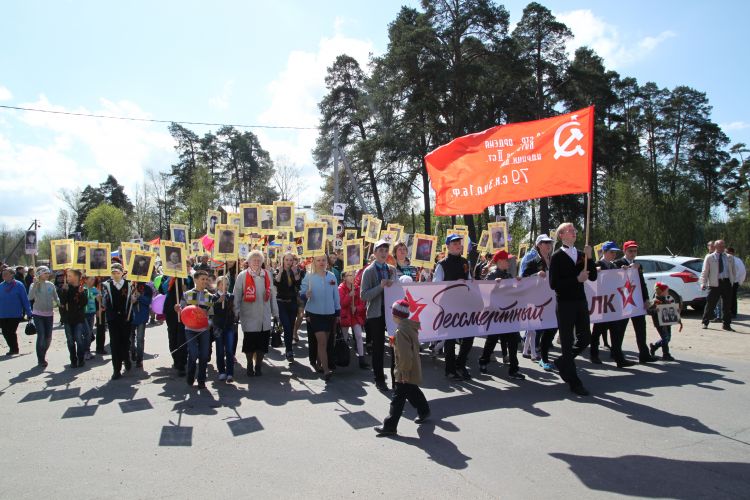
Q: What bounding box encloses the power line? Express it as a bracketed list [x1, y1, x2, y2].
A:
[0, 104, 318, 130]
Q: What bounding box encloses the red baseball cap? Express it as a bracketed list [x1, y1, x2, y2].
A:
[492, 250, 512, 262]
[622, 240, 638, 251]
[655, 282, 669, 292]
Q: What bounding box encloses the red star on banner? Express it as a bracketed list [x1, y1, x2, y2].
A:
[617, 279, 637, 308]
[404, 289, 427, 323]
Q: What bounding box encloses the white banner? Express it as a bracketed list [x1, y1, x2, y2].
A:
[384, 268, 646, 341]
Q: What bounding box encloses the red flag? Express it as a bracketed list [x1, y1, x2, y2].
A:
[426, 107, 594, 216]
[148, 237, 161, 246]
[200, 234, 215, 252]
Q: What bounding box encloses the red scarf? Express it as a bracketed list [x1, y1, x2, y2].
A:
[243, 269, 270, 303]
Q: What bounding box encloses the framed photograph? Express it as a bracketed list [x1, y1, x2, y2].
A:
[517, 243, 529, 261]
[318, 215, 336, 240]
[238, 240, 250, 261]
[160, 241, 188, 278]
[142, 243, 151, 253]
[273, 201, 295, 229]
[214, 224, 238, 259]
[25, 230, 38, 255]
[86, 243, 111, 277]
[386, 223, 404, 244]
[452, 224, 468, 233]
[296, 244, 305, 257]
[360, 214, 371, 238]
[594, 242, 605, 261]
[332, 202, 347, 220]
[293, 211, 307, 237]
[274, 230, 293, 245]
[73, 242, 88, 270]
[267, 246, 278, 264]
[127, 250, 156, 282]
[207, 210, 221, 237]
[344, 229, 358, 241]
[379, 230, 398, 246]
[240, 203, 261, 233]
[120, 242, 141, 269]
[656, 303, 681, 326]
[170, 223, 188, 244]
[411, 233, 437, 269]
[225, 212, 240, 229]
[343, 239, 364, 272]
[478, 230, 490, 252]
[190, 239, 203, 256]
[259, 205, 275, 233]
[304, 222, 327, 257]
[50, 239, 74, 271]
[549, 229, 557, 246]
[364, 217, 382, 243]
[488, 221, 508, 252]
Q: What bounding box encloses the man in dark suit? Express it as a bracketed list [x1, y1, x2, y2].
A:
[548, 223, 597, 396]
[614, 240, 657, 363]
[590, 241, 636, 368]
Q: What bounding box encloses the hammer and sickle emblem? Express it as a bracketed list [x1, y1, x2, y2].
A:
[553, 116, 585, 160]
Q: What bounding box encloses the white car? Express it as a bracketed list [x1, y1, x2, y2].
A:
[634, 255, 708, 311]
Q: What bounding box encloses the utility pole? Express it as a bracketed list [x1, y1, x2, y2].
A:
[333, 128, 340, 204]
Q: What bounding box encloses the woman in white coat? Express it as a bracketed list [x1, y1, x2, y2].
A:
[233, 251, 278, 376]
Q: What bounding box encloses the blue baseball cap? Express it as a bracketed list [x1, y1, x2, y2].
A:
[445, 234, 464, 245]
[602, 241, 620, 252]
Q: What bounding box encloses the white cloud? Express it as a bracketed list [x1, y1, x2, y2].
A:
[0, 94, 175, 234]
[556, 9, 675, 69]
[721, 121, 749, 131]
[0, 85, 11, 101]
[256, 30, 374, 208]
[208, 79, 234, 110]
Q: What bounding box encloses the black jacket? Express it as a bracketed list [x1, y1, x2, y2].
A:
[438, 254, 470, 281]
[549, 247, 597, 301]
[522, 253, 549, 278]
[59, 284, 87, 326]
[275, 269, 302, 302]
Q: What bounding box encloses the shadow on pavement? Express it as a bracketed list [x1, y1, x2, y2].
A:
[550, 452, 750, 498]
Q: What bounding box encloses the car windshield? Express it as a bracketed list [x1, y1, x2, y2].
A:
[682, 259, 703, 274]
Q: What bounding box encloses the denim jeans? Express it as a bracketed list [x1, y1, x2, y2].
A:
[64, 322, 87, 365]
[130, 323, 146, 362]
[33, 315, 54, 363]
[277, 300, 297, 353]
[186, 329, 211, 383]
[84, 313, 96, 351]
[214, 325, 236, 376]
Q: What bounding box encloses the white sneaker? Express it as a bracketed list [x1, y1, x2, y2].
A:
[226, 375, 234, 383]
[218, 373, 227, 381]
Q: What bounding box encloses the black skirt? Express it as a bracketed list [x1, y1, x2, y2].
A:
[306, 313, 334, 334]
[242, 330, 270, 353]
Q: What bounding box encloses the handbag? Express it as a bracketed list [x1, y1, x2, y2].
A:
[271, 318, 283, 348]
[333, 324, 351, 367]
[25, 320, 36, 336]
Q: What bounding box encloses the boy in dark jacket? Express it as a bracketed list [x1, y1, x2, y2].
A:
[479, 250, 525, 380]
[102, 264, 133, 380]
[59, 269, 89, 368]
[213, 275, 236, 382]
[375, 299, 430, 435]
[128, 282, 153, 368]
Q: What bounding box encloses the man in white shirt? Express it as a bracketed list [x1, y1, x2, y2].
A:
[700, 240, 736, 331]
[727, 247, 746, 319]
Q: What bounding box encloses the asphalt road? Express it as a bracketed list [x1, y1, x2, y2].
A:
[0, 301, 748, 499]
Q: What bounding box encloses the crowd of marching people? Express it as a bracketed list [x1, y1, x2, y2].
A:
[0, 224, 745, 434]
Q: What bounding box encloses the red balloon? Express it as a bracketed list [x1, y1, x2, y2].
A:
[181, 305, 208, 330]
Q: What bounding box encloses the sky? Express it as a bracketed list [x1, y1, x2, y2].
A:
[1, 0, 748, 236]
